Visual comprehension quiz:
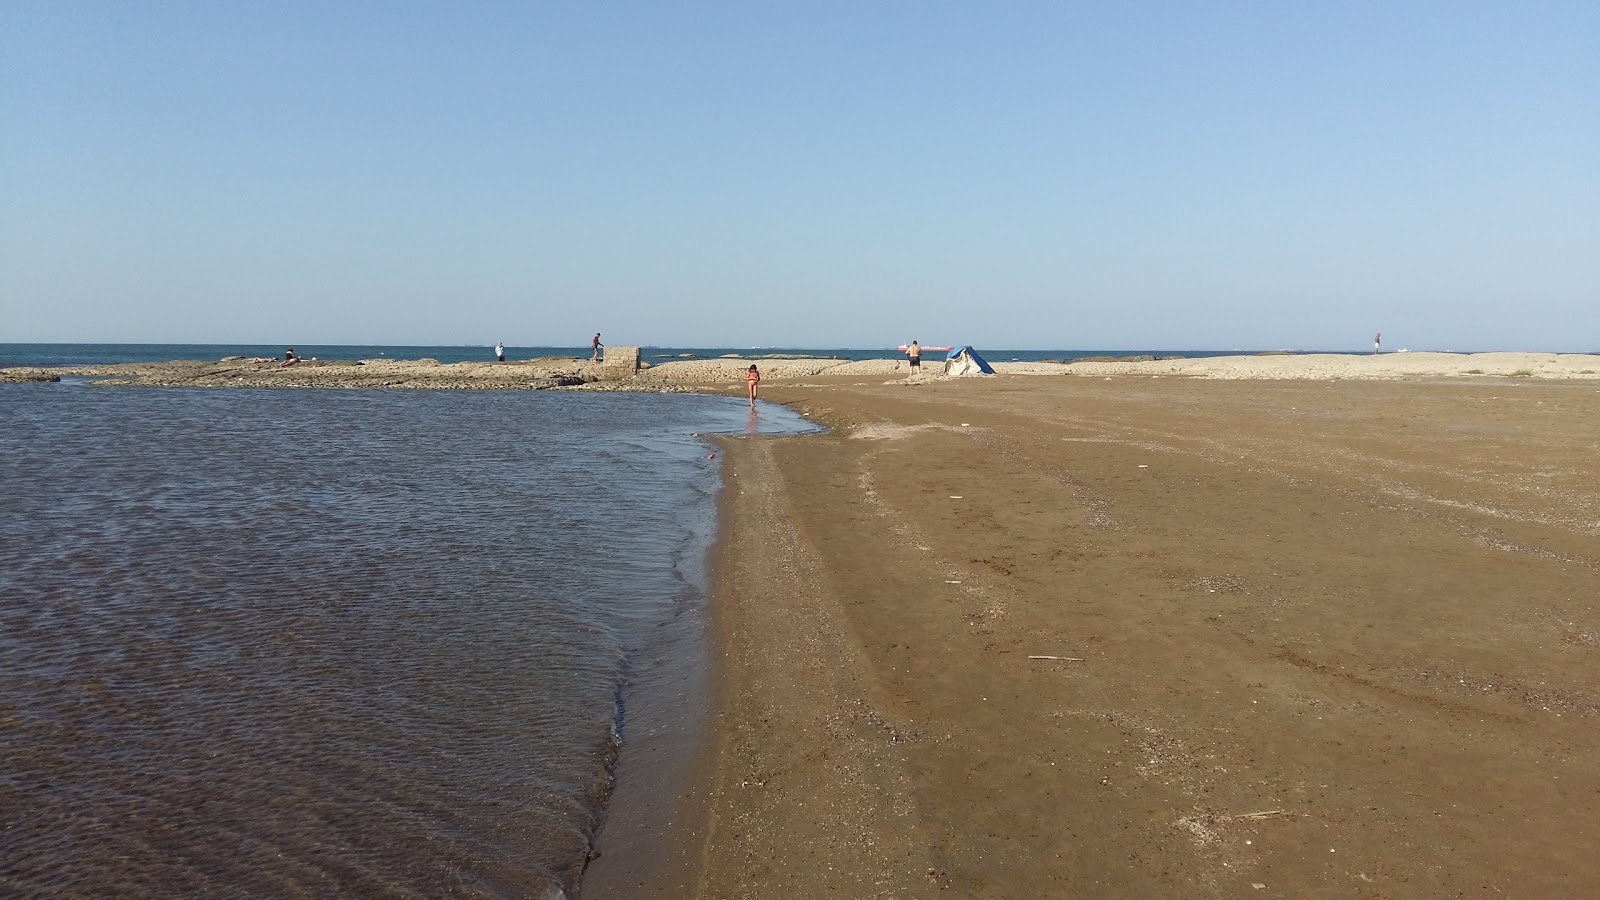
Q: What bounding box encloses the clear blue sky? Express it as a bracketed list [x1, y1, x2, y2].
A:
[3, 2, 1596, 351]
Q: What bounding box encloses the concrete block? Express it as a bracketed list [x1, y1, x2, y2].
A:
[601, 346, 641, 381]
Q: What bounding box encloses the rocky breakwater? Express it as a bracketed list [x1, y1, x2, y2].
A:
[1, 352, 1066, 393]
[0, 356, 611, 390]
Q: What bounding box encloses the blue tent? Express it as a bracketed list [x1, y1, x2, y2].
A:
[944, 346, 996, 375]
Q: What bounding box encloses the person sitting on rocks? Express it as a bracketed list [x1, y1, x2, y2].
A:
[280, 348, 301, 367]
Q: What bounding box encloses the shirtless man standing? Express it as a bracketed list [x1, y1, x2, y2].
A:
[907, 340, 921, 375]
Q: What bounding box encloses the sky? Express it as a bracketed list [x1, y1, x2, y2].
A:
[2, 2, 1596, 351]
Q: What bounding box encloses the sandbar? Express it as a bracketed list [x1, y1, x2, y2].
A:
[7, 350, 1597, 387]
[592, 356, 1600, 897]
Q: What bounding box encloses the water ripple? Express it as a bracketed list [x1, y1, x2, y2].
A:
[0, 385, 813, 897]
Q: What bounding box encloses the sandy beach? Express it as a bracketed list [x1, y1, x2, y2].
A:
[10, 351, 1599, 896]
[586, 354, 1600, 897]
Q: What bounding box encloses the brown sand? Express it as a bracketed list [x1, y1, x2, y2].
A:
[595, 370, 1600, 897]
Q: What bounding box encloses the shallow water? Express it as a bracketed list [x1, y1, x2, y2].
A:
[0, 384, 816, 897]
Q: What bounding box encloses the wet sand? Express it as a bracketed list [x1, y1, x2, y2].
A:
[595, 366, 1600, 897]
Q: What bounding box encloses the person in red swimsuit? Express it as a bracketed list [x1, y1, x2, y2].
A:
[746, 364, 761, 409]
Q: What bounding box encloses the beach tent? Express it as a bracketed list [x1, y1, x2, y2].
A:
[943, 346, 996, 376]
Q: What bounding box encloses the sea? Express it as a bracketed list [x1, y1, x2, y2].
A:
[0, 349, 826, 898]
[0, 341, 1242, 897]
[0, 342, 1253, 369]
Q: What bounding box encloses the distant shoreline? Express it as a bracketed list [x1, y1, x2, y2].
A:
[0, 343, 1270, 369]
[9, 342, 1594, 371]
[4, 350, 1598, 386]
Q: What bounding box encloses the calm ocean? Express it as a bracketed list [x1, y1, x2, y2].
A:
[0, 377, 816, 897]
[0, 342, 1251, 368]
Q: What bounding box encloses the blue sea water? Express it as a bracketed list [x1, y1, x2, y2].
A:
[0, 380, 817, 897]
[0, 342, 1253, 368]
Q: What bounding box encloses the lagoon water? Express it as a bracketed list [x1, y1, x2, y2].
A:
[0, 382, 816, 897]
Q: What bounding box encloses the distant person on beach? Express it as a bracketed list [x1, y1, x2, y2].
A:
[592, 333, 603, 362]
[1374, 332, 1382, 355]
[495, 341, 505, 363]
[907, 340, 921, 374]
[746, 364, 761, 409]
[280, 348, 300, 367]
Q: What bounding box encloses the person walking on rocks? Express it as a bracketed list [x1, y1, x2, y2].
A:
[906, 340, 921, 375]
[591, 333, 603, 362]
[495, 341, 505, 363]
[746, 364, 761, 410]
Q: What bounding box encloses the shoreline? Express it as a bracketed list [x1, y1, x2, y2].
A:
[598, 364, 1600, 896]
[13, 354, 1599, 895]
[5, 350, 1599, 388]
